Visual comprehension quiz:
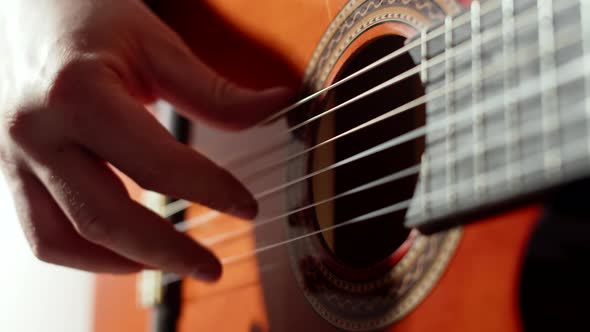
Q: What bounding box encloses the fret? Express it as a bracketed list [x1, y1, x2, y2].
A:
[422, 90, 588, 205]
[418, 26, 432, 218]
[427, 132, 590, 215]
[537, 0, 562, 178]
[582, 0, 590, 159]
[405, 0, 590, 232]
[502, 0, 520, 191]
[444, 16, 457, 208]
[420, 29, 429, 84]
[471, 1, 484, 199]
[453, 99, 583, 178]
[406, 0, 589, 231]
[420, 153, 430, 219]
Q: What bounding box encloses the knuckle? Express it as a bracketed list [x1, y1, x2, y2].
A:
[210, 77, 236, 120]
[134, 168, 166, 192]
[4, 107, 42, 146]
[2, 104, 69, 163]
[28, 233, 59, 263]
[47, 57, 103, 105]
[74, 212, 112, 245]
[2, 56, 119, 148]
[48, 53, 124, 97]
[207, 77, 250, 130]
[46, 56, 124, 136]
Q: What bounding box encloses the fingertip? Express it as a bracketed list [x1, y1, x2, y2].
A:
[191, 252, 223, 282]
[258, 86, 295, 106]
[247, 85, 295, 118]
[213, 85, 295, 130]
[112, 263, 145, 274]
[228, 198, 259, 220]
[226, 176, 259, 220]
[207, 164, 258, 220]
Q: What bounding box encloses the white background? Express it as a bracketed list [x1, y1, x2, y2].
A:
[0, 174, 93, 332]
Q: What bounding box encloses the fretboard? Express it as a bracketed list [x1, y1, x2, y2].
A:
[405, 0, 590, 232]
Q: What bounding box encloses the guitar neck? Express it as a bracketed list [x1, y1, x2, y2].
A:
[406, 0, 590, 232]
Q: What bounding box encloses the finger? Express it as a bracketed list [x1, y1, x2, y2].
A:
[2, 165, 142, 273]
[33, 145, 222, 281]
[139, 27, 293, 130]
[67, 77, 257, 219]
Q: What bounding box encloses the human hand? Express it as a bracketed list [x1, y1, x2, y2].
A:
[0, 0, 290, 281]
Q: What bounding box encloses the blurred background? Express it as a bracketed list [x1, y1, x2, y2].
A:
[0, 174, 93, 332]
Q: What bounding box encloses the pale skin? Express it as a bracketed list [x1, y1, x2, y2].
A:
[0, 0, 291, 281]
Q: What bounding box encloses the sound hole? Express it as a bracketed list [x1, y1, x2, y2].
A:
[310, 35, 425, 268]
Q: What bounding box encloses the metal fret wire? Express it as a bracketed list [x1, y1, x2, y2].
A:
[419, 154, 430, 220]
[164, 0, 578, 219]
[420, 29, 430, 220]
[581, 0, 590, 160]
[421, 29, 429, 83]
[538, 0, 562, 178]
[502, 0, 519, 191]
[444, 15, 456, 208]
[471, 1, 484, 200]
[174, 27, 584, 236]
[424, 133, 589, 216]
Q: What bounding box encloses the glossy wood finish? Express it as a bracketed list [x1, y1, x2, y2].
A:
[94, 1, 542, 331]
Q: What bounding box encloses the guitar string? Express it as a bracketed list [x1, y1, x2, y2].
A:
[251, 0, 500, 127]
[160, 123, 590, 289]
[163, 128, 589, 286]
[167, 11, 577, 219]
[215, 0, 541, 174]
[194, 83, 587, 247]
[188, 67, 588, 248]
[214, 0, 572, 175]
[163, 128, 589, 287]
[174, 35, 587, 242]
[217, 125, 590, 267]
[198, 166, 421, 244]
[231, 1, 548, 183]
[164, 2, 575, 216]
[161, 3, 588, 282]
[208, 0, 503, 174]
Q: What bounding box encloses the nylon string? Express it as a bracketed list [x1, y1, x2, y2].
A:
[163, 1, 579, 219]
[157, 0, 587, 283]
[174, 35, 590, 252]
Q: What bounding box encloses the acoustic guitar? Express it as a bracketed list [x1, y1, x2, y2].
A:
[94, 0, 590, 331]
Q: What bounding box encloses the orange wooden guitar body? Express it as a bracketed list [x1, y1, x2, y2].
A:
[94, 0, 542, 331]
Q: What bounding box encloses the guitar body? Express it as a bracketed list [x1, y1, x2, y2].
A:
[94, 0, 547, 331]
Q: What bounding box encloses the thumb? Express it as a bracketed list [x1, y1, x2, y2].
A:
[140, 32, 293, 130]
